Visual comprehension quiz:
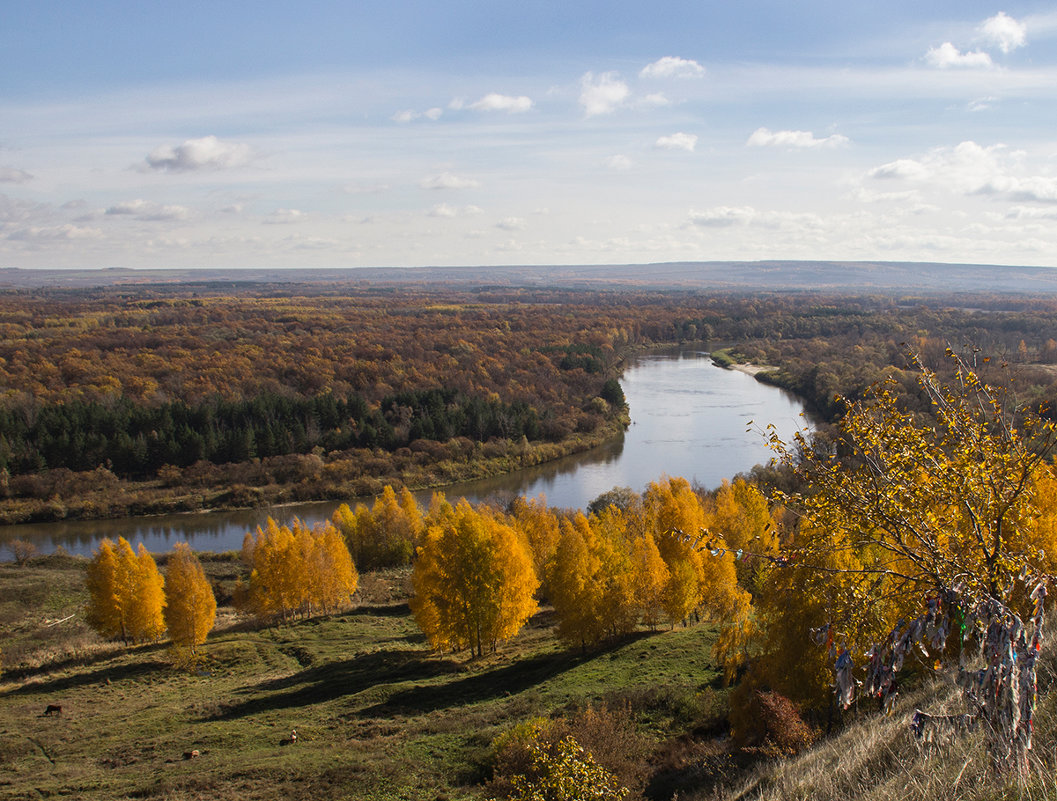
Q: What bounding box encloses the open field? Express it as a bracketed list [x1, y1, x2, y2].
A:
[0, 557, 730, 801]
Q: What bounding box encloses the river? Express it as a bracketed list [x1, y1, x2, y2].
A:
[0, 348, 809, 558]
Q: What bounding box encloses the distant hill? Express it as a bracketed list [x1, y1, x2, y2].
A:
[2, 260, 1057, 294]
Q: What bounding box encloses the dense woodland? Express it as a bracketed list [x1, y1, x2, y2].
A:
[3, 283, 1057, 522]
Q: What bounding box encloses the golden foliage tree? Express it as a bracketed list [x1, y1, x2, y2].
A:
[509, 495, 561, 599]
[631, 531, 669, 629]
[644, 477, 746, 627]
[239, 518, 358, 622]
[754, 357, 1057, 714]
[548, 514, 607, 649]
[85, 536, 165, 645]
[333, 485, 422, 569]
[163, 542, 217, 657]
[411, 500, 538, 657]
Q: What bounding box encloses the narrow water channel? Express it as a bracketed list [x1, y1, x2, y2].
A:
[0, 349, 809, 558]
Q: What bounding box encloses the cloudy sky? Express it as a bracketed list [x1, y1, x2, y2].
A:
[3, 1, 1057, 270]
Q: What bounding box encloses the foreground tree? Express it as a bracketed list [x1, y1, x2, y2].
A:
[85, 536, 166, 645]
[411, 500, 538, 657]
[752, 355, 1057, 770]
[239, 518, 358, 622]
[163, 543, 217, 658]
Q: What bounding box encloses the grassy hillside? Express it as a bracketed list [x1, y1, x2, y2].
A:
[5, 555, 1057, 801]
[0, 556, 729, 801]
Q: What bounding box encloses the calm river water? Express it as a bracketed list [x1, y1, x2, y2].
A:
[0, 349, 809, 558]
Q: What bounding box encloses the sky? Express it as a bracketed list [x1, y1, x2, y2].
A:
[3, 1, 1057, 270]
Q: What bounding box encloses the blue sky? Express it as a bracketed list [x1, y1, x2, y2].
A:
[3, 2, 1057, 269]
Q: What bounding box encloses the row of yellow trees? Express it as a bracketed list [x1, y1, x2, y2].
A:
[396, 477, 779, 661]
[85, 518, 361, 652]
[85, 538, 216, 656]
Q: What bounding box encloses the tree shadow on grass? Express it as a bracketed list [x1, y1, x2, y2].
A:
[208, 631, 654, 722]
[208, 647, 461, 720]
[357, 648, 590, 718]
[3, 658, 169, 698]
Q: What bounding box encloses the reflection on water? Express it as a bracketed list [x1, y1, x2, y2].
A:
[0, 348, 809, 559]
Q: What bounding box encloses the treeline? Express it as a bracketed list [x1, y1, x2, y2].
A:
[0, 388, 545, 479]
[322, 477, 775, 660]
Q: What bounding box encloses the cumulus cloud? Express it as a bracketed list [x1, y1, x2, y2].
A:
[0, 167, 33, 184]
[105, 199, 191, 221]
[688, 206, 756, 227]
[429, 203, 483, 218]
[145, 135, 253, 172]
[420, 173, 480, 190]
[747, 128, 850, 149]
[468, 93, 533, 113]
[496, 217, 527, 231]
[394, 107, 444, 122]
[641, 93, 670, 108]
[868, 158, 932, 181]
[579, 72, 630, 116]
[867, 141, 1057, 203]
[979, 11, 1027, 53]
[263, 208, 306, 224]
[925, 42, 993, 69]
[606, 155, 634, 171]
[655, 133, 698, 152]
[639, 56, 706, 79]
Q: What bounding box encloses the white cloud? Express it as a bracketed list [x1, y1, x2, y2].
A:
[688, 206, 756, 227]
[0, 167, 33, 184]
[641, 93, 670, 108]
[497, 217, 527, 231]
[606, 155, 633, 171]
[979, 12, 1026, 53]
[392, 110, 418, 123]
[655, 133, 698, 152]
[746, 128, 849, 149]
[925, 42, 993, 69]
[640, 56, 706, 79]
[1005, 206, 1057, 220]
[105, 199, 191, 221]
[7, 224, 103, 241]
[968, 97, 997, 112]
[420, 173, 480, 190]
[868, 158, 931, 180]
[263, 208, 306, 224]
[423, 107, 443, 120]
[579, 72, 629, 116]
[686, 206, 825, 231]
[145, 135, 253, 172]
[468, 93, 533, 113]
[867, 141, 1057, 203]
[429, 203, 482, 218]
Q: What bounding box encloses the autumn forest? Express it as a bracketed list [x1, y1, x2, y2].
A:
[8, 273, 1057, 800]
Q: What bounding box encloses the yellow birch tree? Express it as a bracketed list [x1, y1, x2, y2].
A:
[163, 542, 217, 657]
[411, 500, 538, 657]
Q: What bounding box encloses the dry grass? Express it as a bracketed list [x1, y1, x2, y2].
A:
[710, 671, 1057, 801]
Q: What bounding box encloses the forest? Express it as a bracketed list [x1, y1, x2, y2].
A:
[6, 277, 1057, 799]
[3, 283, 1057, 524]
